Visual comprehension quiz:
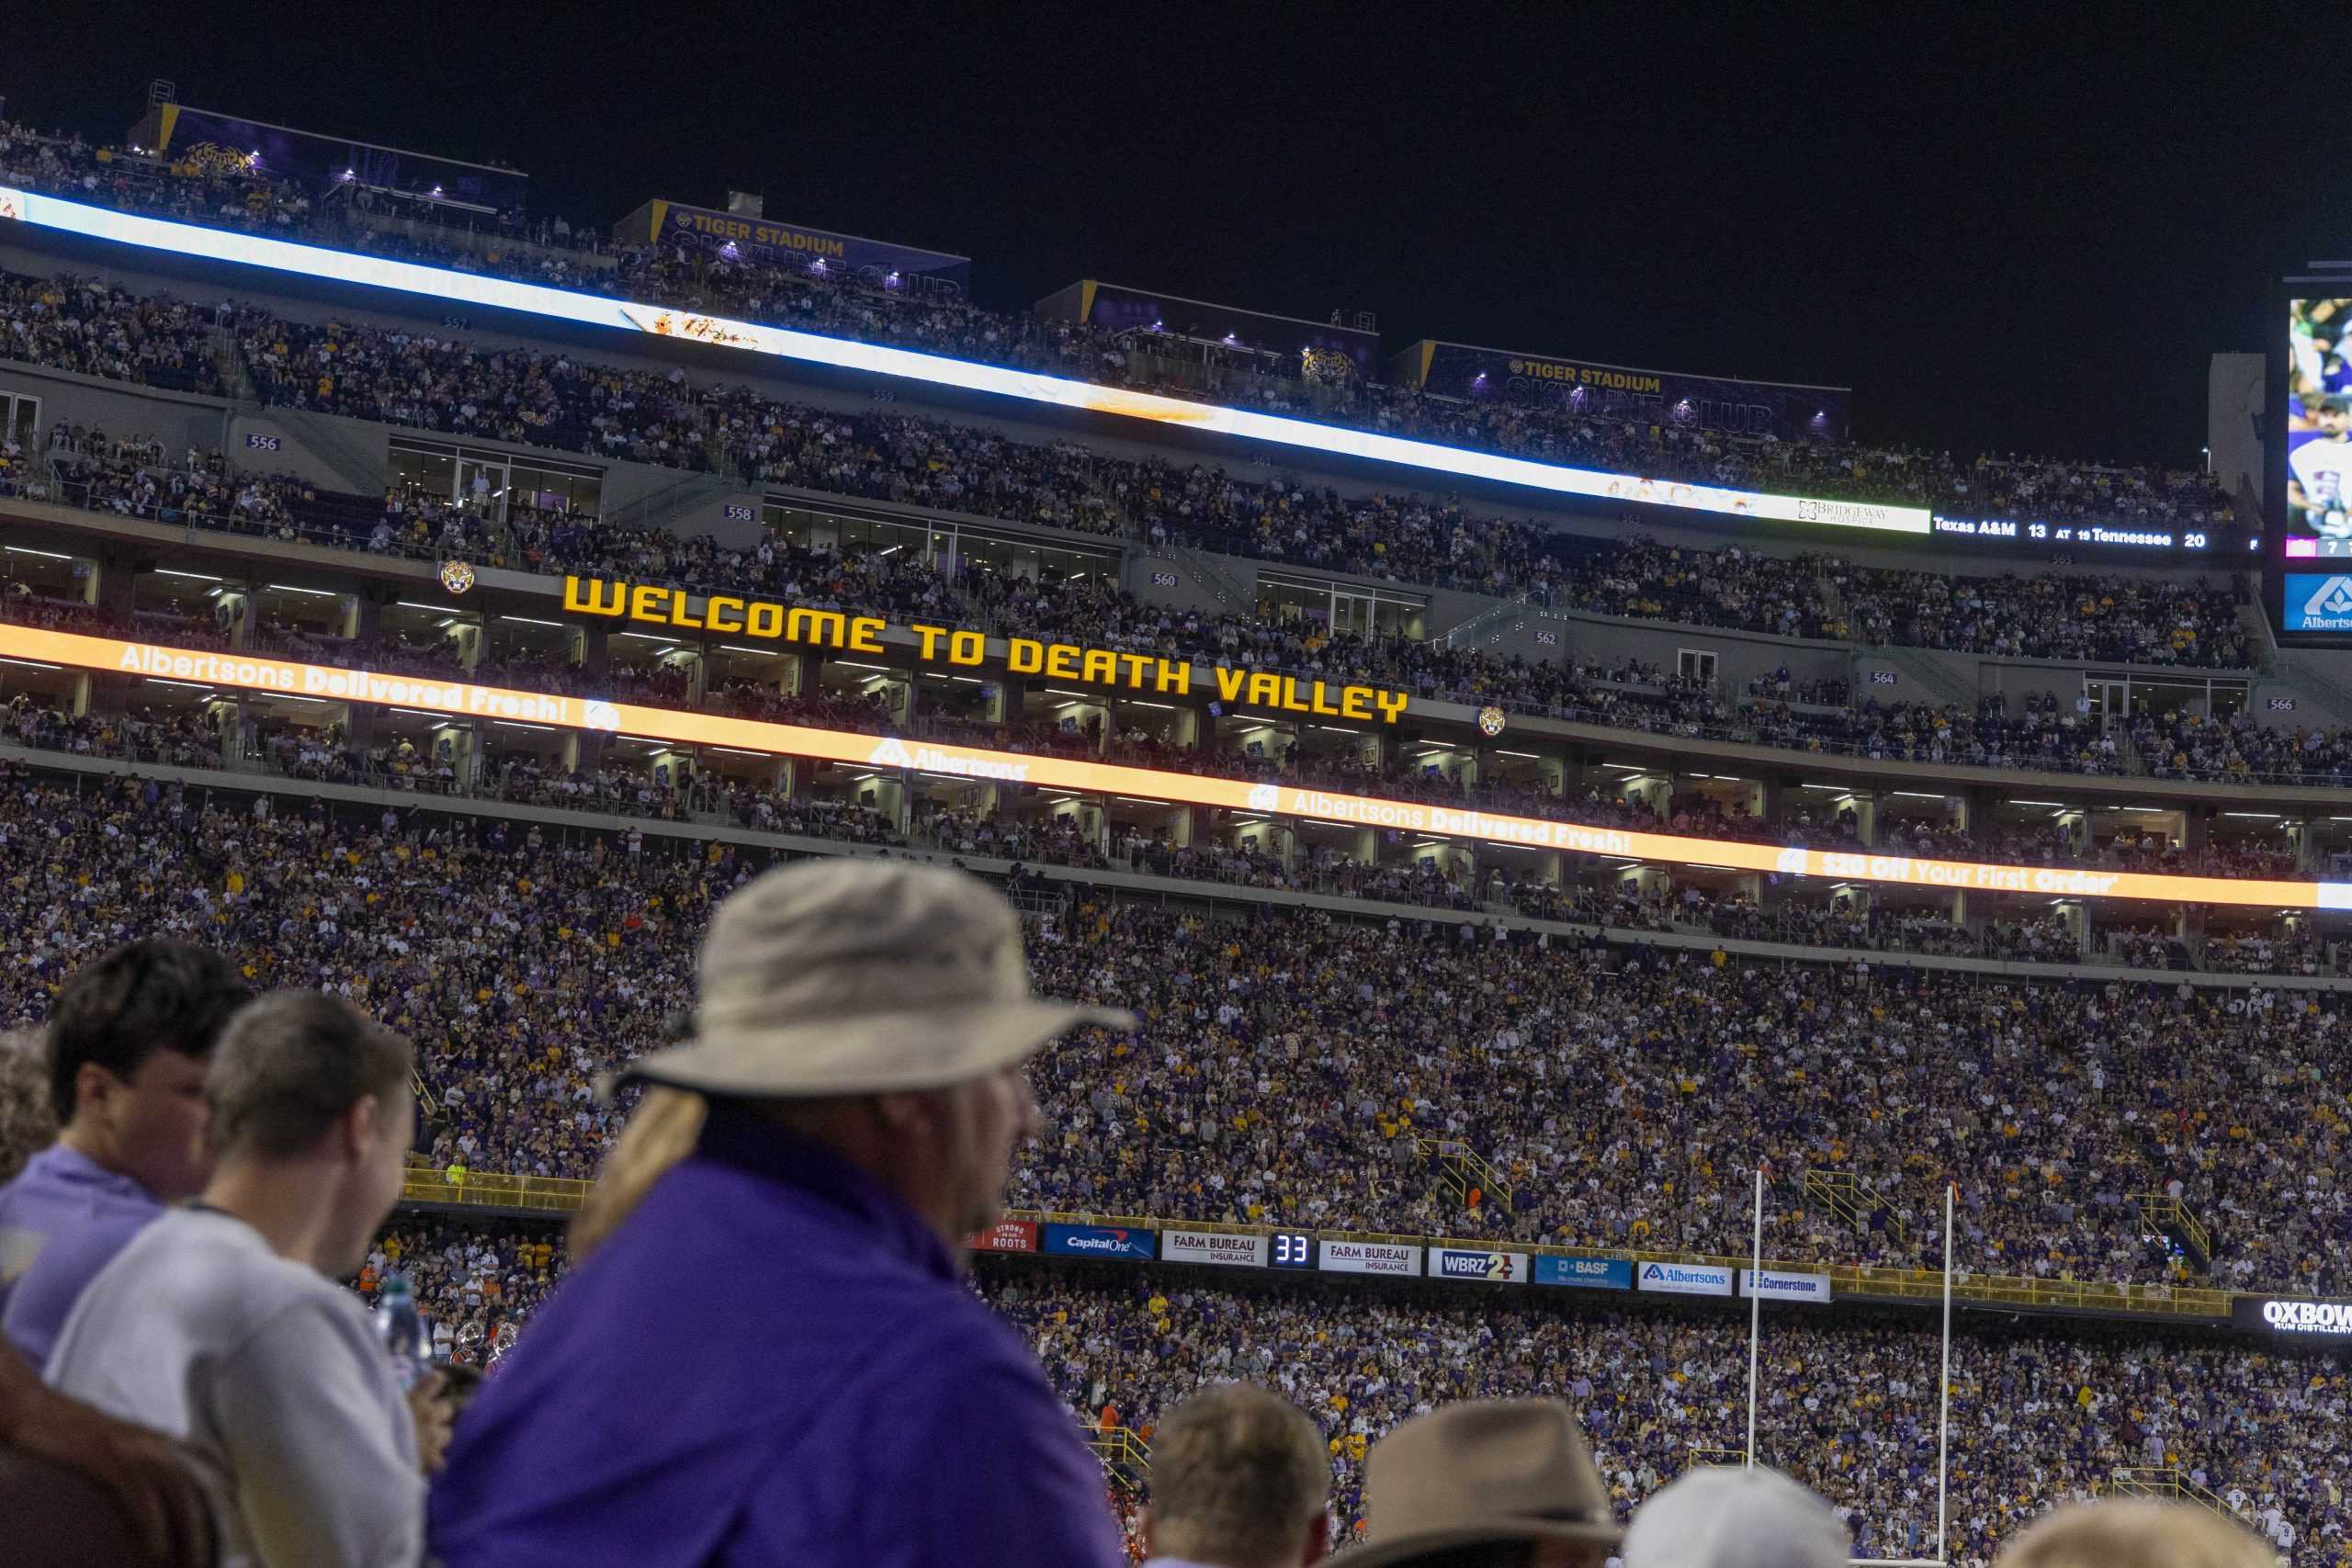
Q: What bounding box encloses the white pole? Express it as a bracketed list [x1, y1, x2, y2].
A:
[1747, 1164, 1763, 1470]
[1938, 1180, 1954, 1563]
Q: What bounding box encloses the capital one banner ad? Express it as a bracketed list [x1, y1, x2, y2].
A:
[1162, 1229, 1272, 1269]
[1318, 1239, 1423, 1277]
[1041, 1224, 1156, 1261]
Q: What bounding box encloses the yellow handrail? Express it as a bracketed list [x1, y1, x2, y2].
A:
[1083, 1422, 1154, 1490]
[2110, 1468, 2236, 1519]
[401, 1170, 594, 1214]
[2130, 1191, 2213, 1262]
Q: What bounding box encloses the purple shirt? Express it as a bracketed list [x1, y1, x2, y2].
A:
[0, 1143, 164, 1370]
[428, 1109, 1125, 1568]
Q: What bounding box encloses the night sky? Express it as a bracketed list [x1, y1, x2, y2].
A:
[6, 8, 2324, 468]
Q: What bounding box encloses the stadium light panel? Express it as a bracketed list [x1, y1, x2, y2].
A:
[8, 618, 2342, 912]
[0, 185, 1933, 537]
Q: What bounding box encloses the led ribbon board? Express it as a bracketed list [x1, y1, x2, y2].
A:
[11, 622, 2341, 912]
[0, 186, 1930, 536]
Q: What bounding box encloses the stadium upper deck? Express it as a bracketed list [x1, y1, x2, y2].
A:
[0, 113, 2239, 553]
[6, 99, 2352, 976]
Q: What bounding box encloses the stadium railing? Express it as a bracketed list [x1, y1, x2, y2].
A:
[401, 1168, 593, 1214]
[385, 1188, 2233, 1319]
[1035, 1217, 2234, 1320]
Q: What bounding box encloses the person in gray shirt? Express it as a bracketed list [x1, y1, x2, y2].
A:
[46, 991, 425, 1568]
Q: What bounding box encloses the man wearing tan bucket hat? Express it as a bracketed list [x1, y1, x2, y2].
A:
[429, 861, 1137, 1568]
[1340, 1399, 1622, 1568]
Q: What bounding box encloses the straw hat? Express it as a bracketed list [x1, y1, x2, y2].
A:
[620, 861, 1134, 1098]
[1340, 1399, 1622, 1566]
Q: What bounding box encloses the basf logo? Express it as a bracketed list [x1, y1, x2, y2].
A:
[1430, 1248, 1529, 1284]
[1532, 1257, 1634, 1291]
[1041, 1224, 1156, 1261]
[2288, 575, 2352, 632]
[1637, 1261, 1735, 1298]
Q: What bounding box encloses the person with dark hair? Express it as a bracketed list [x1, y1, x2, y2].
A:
[0, 1026, 219, 1567]
[1142, 1384, 1331, 1568]
[45, 991, 424, 1568]
[0, 939, 250, 1365]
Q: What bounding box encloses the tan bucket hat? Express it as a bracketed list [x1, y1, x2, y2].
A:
[619, 860, 1135, 1098]
[1340, 1399, 1623, 1567]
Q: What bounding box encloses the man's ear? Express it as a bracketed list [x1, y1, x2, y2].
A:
[342, 1092, 380, 1160]
[72, 1061, 120, 1121]
[867, 1089, 948, 1141]
[1136, 1505, 1157, 1557]
[1303, 1508, 1332, 1565]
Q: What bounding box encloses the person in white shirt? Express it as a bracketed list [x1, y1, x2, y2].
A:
[45, 991, 427, 1568]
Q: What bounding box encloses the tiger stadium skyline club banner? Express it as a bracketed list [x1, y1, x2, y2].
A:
[3, 621, 2345, 914]
[1397, 340, 1853, 445]
[613, 199, 971, 292]
[0, 186, 1927, 537]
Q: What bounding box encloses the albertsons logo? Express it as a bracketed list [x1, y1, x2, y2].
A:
[2301, 576, 2352, 630]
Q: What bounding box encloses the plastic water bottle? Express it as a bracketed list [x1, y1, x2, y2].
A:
[376, 1272, 431, 1391]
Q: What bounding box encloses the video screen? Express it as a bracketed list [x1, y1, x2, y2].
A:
[2285, 298, 2352, 554]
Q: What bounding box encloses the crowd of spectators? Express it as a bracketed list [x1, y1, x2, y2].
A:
[344, 1213, 2350, 1564]
[356, 1222, 557, 1374]
[11, 112, 2343, 1568]
[0, 260, 2258, 672]
[989, 1273, 2343, 1562]
[0, 118, 2239, 556]
[1, 761, 2347, 1295]
[0, 586, 2328, 976]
